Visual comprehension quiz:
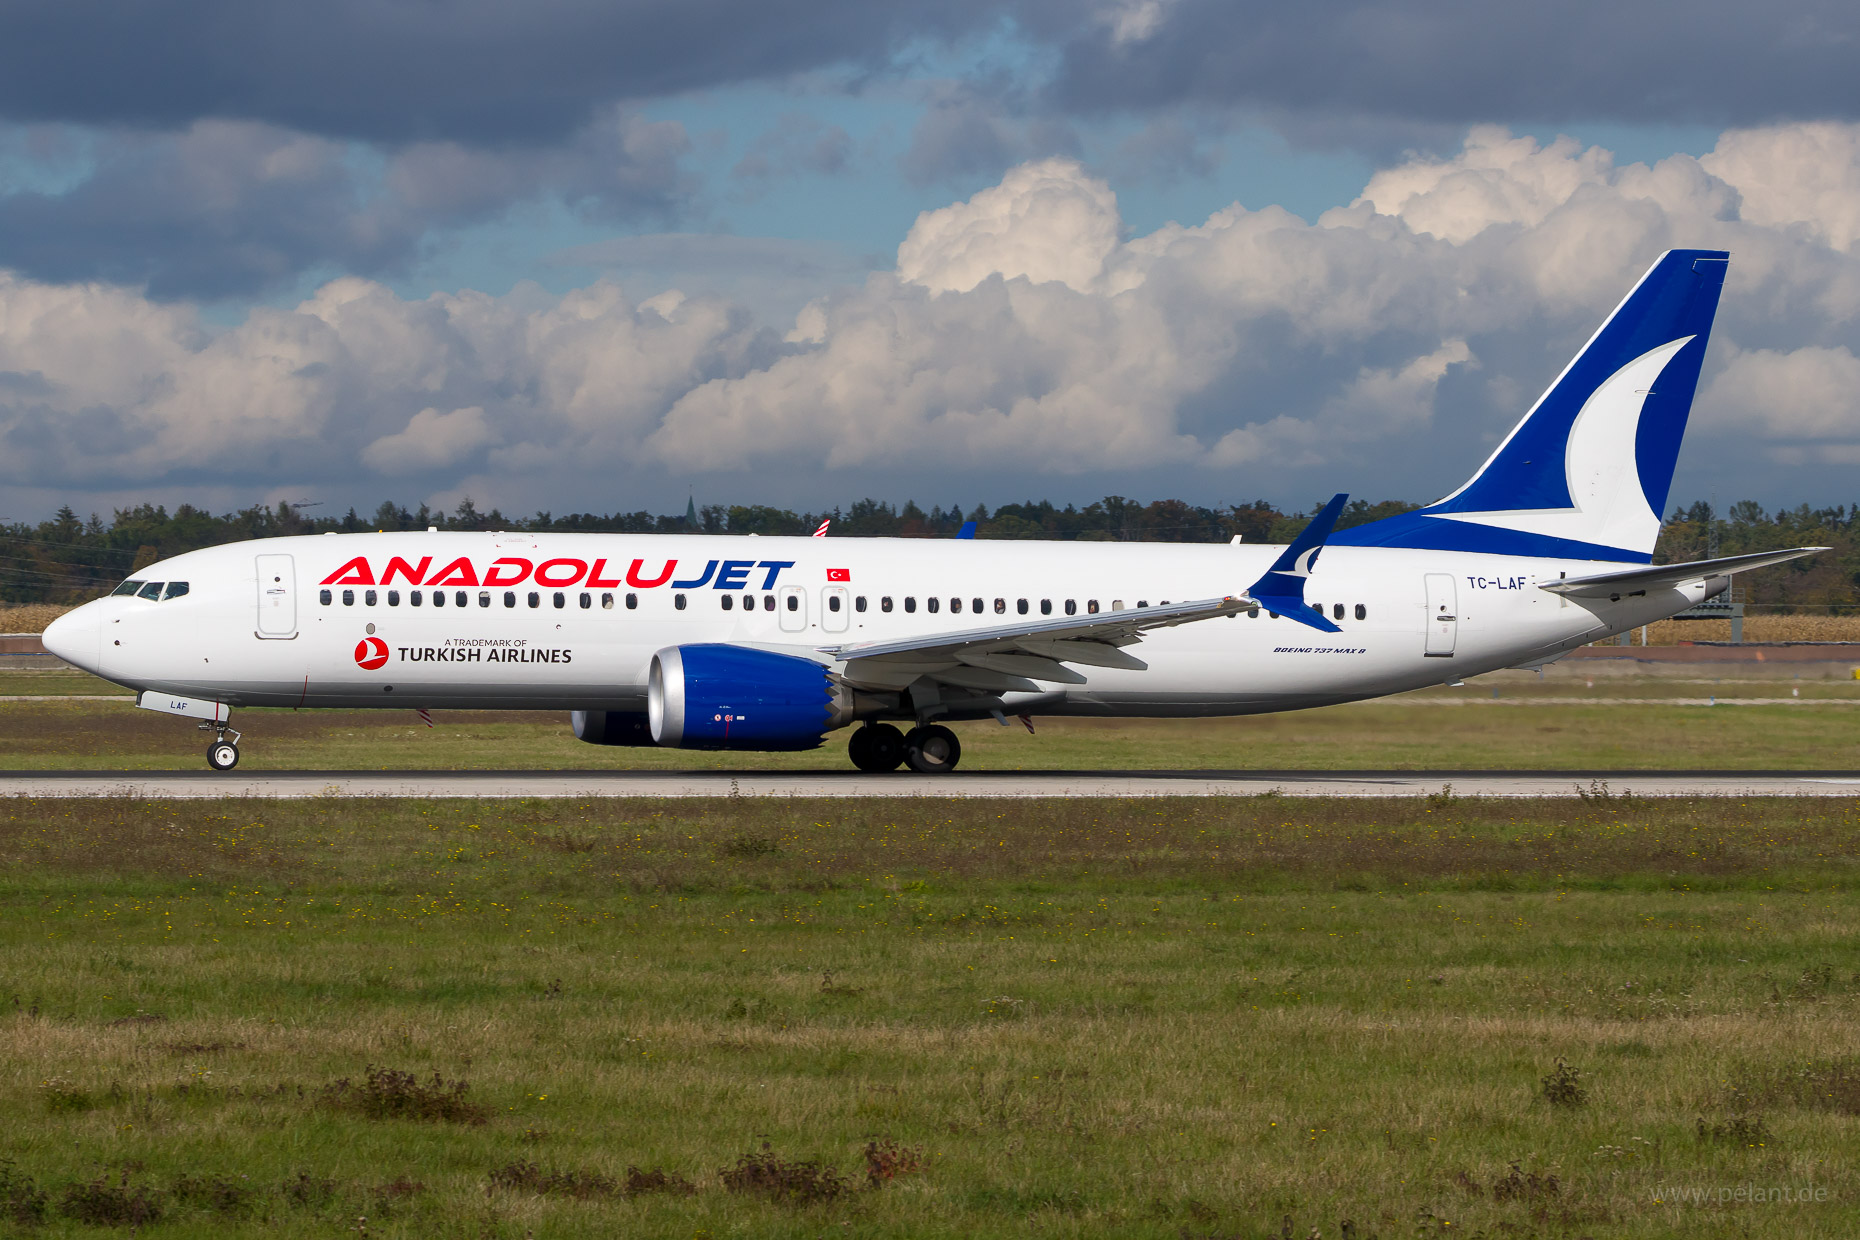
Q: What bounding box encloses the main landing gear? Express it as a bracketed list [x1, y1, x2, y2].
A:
[202, 724, 242, 771]
[847, 722, 962, 774]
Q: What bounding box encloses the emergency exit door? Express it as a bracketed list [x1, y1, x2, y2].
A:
[1424, 573, 1456, 656]
[256, 554, 297, 637]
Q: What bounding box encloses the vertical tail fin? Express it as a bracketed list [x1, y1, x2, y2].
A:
[1334, 249, 1728, 562]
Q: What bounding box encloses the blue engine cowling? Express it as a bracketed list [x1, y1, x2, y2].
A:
[648, 644, 836, 750]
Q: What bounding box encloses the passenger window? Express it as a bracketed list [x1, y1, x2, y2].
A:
[163, 582, 189, 601]
[675, 594, 687, 610]
[1087, 600, 1099, 614]
[138, 581, 165, 600]
[365, 590, 377, 607]
[1333, 603, 1345, 620]
[855, 596, 867, 612]
[927, 597, 940, 614]
[1355, 603, 1367, 620]
[455, 591, 468, 607]
[1040, 599, 1052, 615]
[973, 598, 984, 614]
[905, 597, 916, 613]
[342, 589, 355, 606]
[432, 590, 445, 608]
[625, 593, 637, 609]
[578, 593, 589, 609]
[882, 596, 894, 613]
[598, 592, 610, 609]
[785, 594, 798, 611]
[386, 590, 399, 606]
[828, 595, 841, 612]
[1064, 600, 1077, 616]
[763, 595, 775, 611]
[319, 588, 332, 605]
[950, 597, 961, 613]
[554, 592, 566, 609]
[480, 591, 492, 608]
[994, 598, 1005, 614]
[113, 580, 143, 597]
[1249, 607, 1260, 618]
[721, 595, 733, 611]
[527, 592, 540, 608]
[411, 590, 422, 606]
[1137, 600, 1149, 608]
[502, 591, 515, 608]
[1111, 599, 1122, 611]
[1017, 599, 1028, 614]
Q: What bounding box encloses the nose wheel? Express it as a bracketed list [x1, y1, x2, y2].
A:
[201, 725, 242, 771]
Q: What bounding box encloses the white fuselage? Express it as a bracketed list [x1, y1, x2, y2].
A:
[46, 531, 1704, 720]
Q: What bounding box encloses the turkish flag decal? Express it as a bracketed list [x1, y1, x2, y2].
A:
[826, 568, 850, 582]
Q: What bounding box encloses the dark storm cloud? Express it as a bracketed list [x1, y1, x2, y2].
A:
[0, 0, 1003, 144]
[1043, 0, 1860, 127]
[0, 111, 694, 299]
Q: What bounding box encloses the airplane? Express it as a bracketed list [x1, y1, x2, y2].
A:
[41, 248, 1823, 773]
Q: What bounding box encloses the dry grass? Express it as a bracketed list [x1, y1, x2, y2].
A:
[0, 603, 71, 633]
[1648, 613, 1860, 643]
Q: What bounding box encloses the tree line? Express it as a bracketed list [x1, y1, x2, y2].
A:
[0, 494, 1847, 608]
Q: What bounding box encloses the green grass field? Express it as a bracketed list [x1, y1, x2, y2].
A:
[2, 794, 1858, 1237]
[1, 689, 1859, 771]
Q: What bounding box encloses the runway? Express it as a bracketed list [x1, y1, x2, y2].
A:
[0, 769, 1857, 798]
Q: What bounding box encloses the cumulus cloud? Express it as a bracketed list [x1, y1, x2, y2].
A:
[361, 406, 500, 475]
[7, 122, 1860, 512]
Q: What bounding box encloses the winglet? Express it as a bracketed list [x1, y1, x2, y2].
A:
[1248, 493, 1347, 633]
[956, 521, 977, 539]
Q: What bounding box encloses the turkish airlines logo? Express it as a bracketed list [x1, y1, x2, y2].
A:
[354, 637, 389, 670]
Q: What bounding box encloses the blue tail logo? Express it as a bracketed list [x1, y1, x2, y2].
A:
[1334, 249, 1729, 563]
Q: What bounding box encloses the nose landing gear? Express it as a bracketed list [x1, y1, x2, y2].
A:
[201, 724, 242, 771]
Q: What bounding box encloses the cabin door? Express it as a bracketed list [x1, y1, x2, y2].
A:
[1423, 573, 1456, 657]
[255, 554, 297, 638]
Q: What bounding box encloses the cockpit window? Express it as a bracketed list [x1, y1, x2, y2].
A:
[136, 581, 165, 600]
[162, 582, 189, 601]
[112, 580, 143, 597]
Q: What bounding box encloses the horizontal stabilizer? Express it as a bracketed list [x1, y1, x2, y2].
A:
[1539, 547, 1826, 599]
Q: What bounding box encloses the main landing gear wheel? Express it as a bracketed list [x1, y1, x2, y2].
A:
[207, 740, 240, 771]
[848, 723, 906, 772]
[903, 724, 961, 775]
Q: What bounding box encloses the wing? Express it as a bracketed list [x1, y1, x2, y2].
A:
[819, 596, 1255, 692]
[1538, 547, 1825, 599]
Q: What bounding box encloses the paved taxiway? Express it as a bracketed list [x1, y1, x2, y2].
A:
[0, 769, 1856, 798]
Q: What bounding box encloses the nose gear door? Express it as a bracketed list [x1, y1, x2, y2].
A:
[1424, 573, 1456, 657]
[256, 554, 297, 637]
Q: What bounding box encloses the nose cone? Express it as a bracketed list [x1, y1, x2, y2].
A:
[42, 603, 102, 673]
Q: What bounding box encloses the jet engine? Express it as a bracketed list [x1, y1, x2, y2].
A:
[648, 644, 840, 750]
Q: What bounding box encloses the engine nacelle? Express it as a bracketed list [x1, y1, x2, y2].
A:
[648, 644, 836, 750]
[569, 710, 654, 746]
